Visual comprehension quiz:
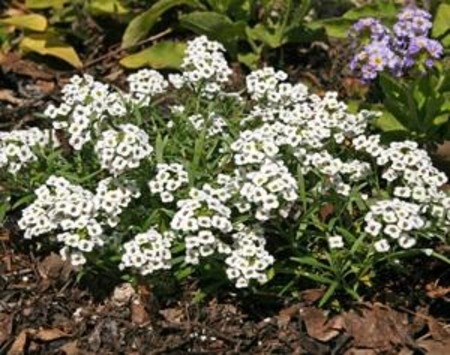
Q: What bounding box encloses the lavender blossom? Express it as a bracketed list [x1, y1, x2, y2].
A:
[349, 18, 390, 42]
[348, 6, 442, 80]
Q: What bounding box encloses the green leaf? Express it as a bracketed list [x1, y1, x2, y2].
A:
[297, 271, 334, 284]
[0, 14, 48, 32]
[246, 23, 284, 48]
[120, 40, 186, 69]
[20, 34, 83, 67]
[88, 0, 128, 15]
[291, 256, 332, 271]
[121, 0, 201, 48]
[237, 51, 259, 68]
[179, 11, 245, 46]
[25, 0, 67, 9]
[433, 4, 450, 38]
[342, 1, 397, 20]
[12, 194, 35, 210]
[307, 18, 354, 39]
[0, 200, 10, 224]
[375, 110, 408, 132]
[308, 1, 397, 39]
[319, 281, 339, 307]
[379, 73, 409, 103]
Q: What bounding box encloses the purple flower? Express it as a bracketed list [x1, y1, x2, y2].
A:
[394, 6, 432, 38]
[349, 18, 390, 42]
[348, 5, 441, 81]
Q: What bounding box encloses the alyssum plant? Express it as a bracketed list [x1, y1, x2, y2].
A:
[1, 36, 449, 305]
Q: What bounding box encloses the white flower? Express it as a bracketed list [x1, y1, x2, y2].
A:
[374, 239, 390, 252]
[328, 235, 344, 249]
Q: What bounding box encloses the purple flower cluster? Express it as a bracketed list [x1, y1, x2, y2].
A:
[349, 6, 443, 81]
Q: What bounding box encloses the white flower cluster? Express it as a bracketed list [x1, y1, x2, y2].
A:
[18, 176, 104, 266]
[95, 124, 153, 176]
[127, 69, 169, 106]
[96, 178, 140, 227]
[0, 128, 54, 174]
[304, 151, 371, 196]
[119, 229, 174, 275]
[45, 75, 127, 150]
[354, 138, 447, 195]
[225, 227, 274, 288]
[10, 36, 450, 290]
[171, 187, 233, 264]
[364, 199, 426, 252]
[168, 35, 232, 96]
[17, 175, 141, 266]
[188, 113, 228, 137]
[237, 160, 298, 221]
[148, 163, 189, 203]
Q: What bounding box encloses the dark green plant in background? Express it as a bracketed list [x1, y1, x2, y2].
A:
[120, 0, 320, 69]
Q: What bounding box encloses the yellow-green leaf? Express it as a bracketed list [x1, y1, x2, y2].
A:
[89, 0, 128, 15]
[0, 14, 48, 32]
[122, 0, 201, 49]
[25, 0, 68, 9]
[20, 35, 82, 68]
[433, 4, 450, 38]
[120, 41, 186, 69]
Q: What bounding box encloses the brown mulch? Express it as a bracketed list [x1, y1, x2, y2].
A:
[0, 247, 449, 355]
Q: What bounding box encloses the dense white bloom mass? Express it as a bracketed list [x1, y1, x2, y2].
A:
[127, 69, 169, 106]
[6, 36, 450, 289]
[95, 124, 153, 176]
[0, 128, 55, 173]
[168, 35, 232, 97]
[225, 226, 274, 288]
[120, 229, 174, 275]
[149, 163, 189, 203]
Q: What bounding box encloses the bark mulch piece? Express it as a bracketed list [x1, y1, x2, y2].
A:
[1, 248, 449, 354]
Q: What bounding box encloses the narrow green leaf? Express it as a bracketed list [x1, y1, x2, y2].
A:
[120, 41, 186, 69]
[291, 256, 332, 271]
[179, 11, 245, 45]
[319, 281, 338, 307]
[122, 0, 201, 48]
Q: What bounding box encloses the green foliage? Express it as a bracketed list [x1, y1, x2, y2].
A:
[308, 0, 398, 38]
[120, 40, 186, 68]
[121, 0, 321, 69]
[121, 0, 202, 48]
[374, 69, 450, 144]
[433, 2, 450, 49]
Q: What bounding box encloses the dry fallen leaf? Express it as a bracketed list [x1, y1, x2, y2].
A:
[0, 90, 24, 105]
[58, 340, 83, 355]
[417, 337, 450, 355]
[342, 304, 411, 351]
[277, 305, 300, 329]
[37, 253, 72, 281]
[1, 52, 54, 80]
[0, 313, 13, 345]
[427, 317, 450, 342]
[34, 328, 68, 341]
[131, 299, 150, 325]
[0, 228, 10, 242]
[7, 330, 28, 355]
[425, 281, 450, 299]
[111, 283, 135, 307]
[300, 307, 343, 342]
[300, 288, 325, 305]
[159, 307, 184, 324]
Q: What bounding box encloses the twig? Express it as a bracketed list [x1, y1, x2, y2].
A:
[83, 28, 173, 69]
